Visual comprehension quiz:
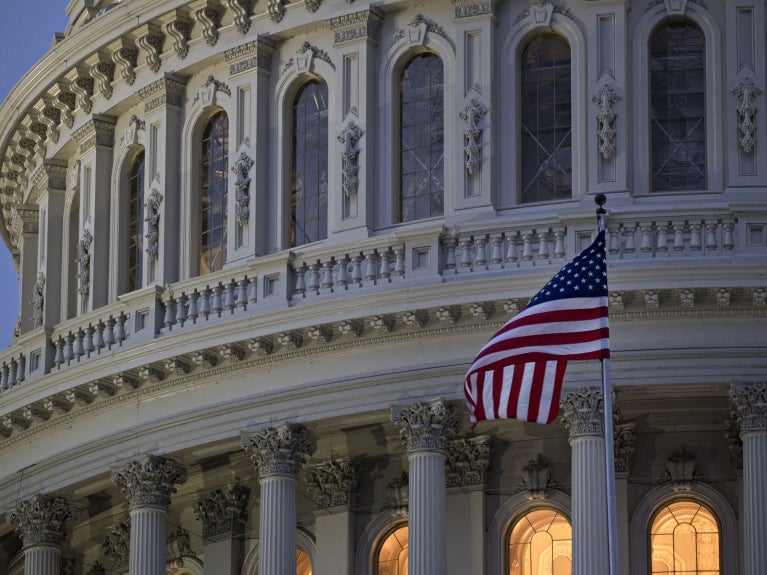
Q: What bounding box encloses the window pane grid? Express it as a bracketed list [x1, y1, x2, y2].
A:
[508, 509, 572, 575]
[650, 500, 720, 575]
[399, 53, 444, 223]
[200, 112, 229, 275]
[126, 150, 145, 293]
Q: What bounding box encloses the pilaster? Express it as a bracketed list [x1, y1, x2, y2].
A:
[730, 381, 767, 575]
[10, 203, 39, 334]
[241, 423, 315, 575]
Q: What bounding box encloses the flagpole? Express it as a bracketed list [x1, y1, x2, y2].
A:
[596, 194, 620, 575]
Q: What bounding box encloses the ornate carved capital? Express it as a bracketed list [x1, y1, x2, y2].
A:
[111, 454, 187, 509]
[224, 39, 275, 76]
[241, 423, 316, 478]
[328, 9, 383, 45]
[390, 398, 459, 452]
[102, 517, 130, 572]
[137, 75, 186, 113]
[8, 494, 79, 549]
[561, 387, 617, 438]
[304, 458, 358, 509]
[730, 381, 767, 434]
[445, 435, 490, 488]
[451, 0, 495, 19]
[10, 204, 39, 238]
[72, 115, 116, 154]
[192, 482, 250, 540]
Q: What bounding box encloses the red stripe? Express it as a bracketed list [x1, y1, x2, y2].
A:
[473, 373, 486, 422]
[477, 326, 609, 360]
[492, 367, 504, 419]
[527, 362, 546, 422]
[495, 305, 608, 336]
[507, 364, 524, 420]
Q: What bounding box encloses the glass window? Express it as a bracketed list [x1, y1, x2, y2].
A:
[200, 112, 229, 274]
[126, 150, 145, 293]
[520, 34, 572, 204]
[291, 80, 328, 247]
[254, 548, 312, 575]
[650, 500, 720, 575]
[399, 53, 444, 223]
[650, 21, 706, 192]
[508, 508, 572, 575]
[377, 524, 408, 575]
[67, 191, 80, 320]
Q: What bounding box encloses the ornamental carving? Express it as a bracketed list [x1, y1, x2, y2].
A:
[459, 99, 487, 175]
[164, 18, 191, 59]
[394, 14, 450, 45]
[102, 518, 130, 572]
[391, 398, 459, 452]
[445, 436, 490, 488]
[519, 454, 552, 500]
[73, 117, 116, 154]
[77, 228, 93, 298]
[193, 482, 250, 540]
[593, 84, 620, 160]
[614, 422, 636, 473]
[137, 31, 164, 73]
[241, 423, 316, 478]
[382, 472, 409, 512]
[52, 89, 75, 128]
[730, 381, 767, 433]
[69, 75, 94, 115]
[560, 387, 616, 438]
[166, 527, 195, 562]
[32, 272, 45, 328]
[122, 115, 145, 147]
[8, 494, 78, 549]
[227, 0, 253, 34]
[284, 42, 333, 75]
[90, 61, 115, 100]
[452, 0, 495, 19]
[515, 1, 571, 26]
[304, 458, 358, 509]
[144, 174, 163, 260]
[111, 454, 188, 509]
[111, 46, 138, 86]
[328, 9, 383, 45]
[194, 76, 231, 107]
[225, 39, 275, 75]
[732, 77, 761, 154]
[195, 6, 221, 46]
[268, 0, 286, 23]
[138, 76, 186, 113]
[305, 0, 322, 12]
[338, 121, 364, 196]
[232, 139, 253, 226]
[661, 447, 698, 492]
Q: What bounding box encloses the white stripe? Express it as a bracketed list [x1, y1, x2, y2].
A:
[482, 370, 495, 419]
[472, 338, 607, 373]
[516, 363, 536, 420]
[499, 365, 514, 419]
[535, 360, 558, 424]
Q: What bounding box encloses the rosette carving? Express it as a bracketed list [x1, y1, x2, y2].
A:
[241, 423, 316, 478]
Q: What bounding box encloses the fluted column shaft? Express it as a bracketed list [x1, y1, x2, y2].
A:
[391, 399, 458, 575]
[24, 545, 61, 574]
[129, 507, 167, 575]
[730, 382, 767, 575]
[562, 388, 610, 575]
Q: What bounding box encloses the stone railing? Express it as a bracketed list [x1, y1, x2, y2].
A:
[51, 311, 130, 368]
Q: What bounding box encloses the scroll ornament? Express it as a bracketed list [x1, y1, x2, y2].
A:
[77, 229, 93, 297]
[733, 77, 761, 154]
[459, 99, 487, 175]
[593, 84, 620, 160]
[232, 147, 254, 226]
[338, 122, 364, 196]
[145, 176, 163, 260]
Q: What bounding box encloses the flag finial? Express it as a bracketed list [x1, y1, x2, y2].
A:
[595, 193, 607, 231]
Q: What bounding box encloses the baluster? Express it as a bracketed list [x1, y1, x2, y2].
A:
[83, 326, 95, 354]
[321, 261, 335, 289]
[211, 285, 224, 315]
[0, 363, 9, 390]
[115, 315, 127, 342]
[506, 234, 519, 264]
[94, 322, 105, 349]
[723, 222, 735, 250]
[247, 281, 257, 304]
[294, 265, 307, 296]
[521, 233, 533, 261]
[54, 338, 65, 366]
[16, 355, 25, 383]
[64, 333, 75, 362]
[308, 263, 321, 293]
[237, 278, 249, 308]
[8, 359, 17, 387]
[490, 236, 504, 264]
[224, 280, 236, 312]
[175, 294, 188, 325]
[364, 253, 378, 282]
[673, 224, 686, 252]
[553, 231, 566, 259]
[640, 226, 653, 253]
[537, 232, 550, 260]
[623, 227, 636, 254]
[187, 291, 199, 321]
[608, 227, 620, 254]
[460, 237, 473, 268]
[199, 288, 211, 318]
[336, 257, 349, 288]
[705, 222, 718, 251]
[474, 237, 487, 267]
[394, 248, 406, 276]
[444, 237, 457, 270]
[73, 330, 85, 359]
[104, 318, 116, 347]
[164, 297, 176, 328]
[656, 224, 669, 253]
[351, 255, 363, 285]
[378, 251, 392, 280]
[689, 223, 702, 251]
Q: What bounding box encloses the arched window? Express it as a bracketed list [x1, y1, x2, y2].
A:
[650, 21, 706, 192]
[66, 191, 80, 320]
[126, 150, 145, 293]
[200, 111, 229, 274]
[399, 53, 444, 223]
[508, 508, 572, 575]
[650, 499, 720, 574]
[520, 34, 572, 204]
[291, 80, 328, 247]
[253, 548, 313, 575]
[377, 524, 408, 575]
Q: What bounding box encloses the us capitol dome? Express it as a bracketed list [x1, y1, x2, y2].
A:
[0, 0, 765, 574]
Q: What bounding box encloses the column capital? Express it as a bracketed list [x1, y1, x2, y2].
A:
[445, 436, 490, 488]
[241, 422, 316, 478]
[730, 381, 767, 434]
[8, 494, 79, 549]
[71, 114, 116, 155]
[390, 398, 459, 452]
[192, 482, 250, 541]
[305, 458, 359, 510]
[561, 387, 617, 438]
[111, 454, 187, 509]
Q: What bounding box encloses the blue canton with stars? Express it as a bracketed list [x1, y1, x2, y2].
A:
[528, 230, 608, 306]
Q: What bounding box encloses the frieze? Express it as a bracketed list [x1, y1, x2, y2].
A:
[112, 454, 187, 509]
[328, 9, 383, 44]
[8, 494, 79, 549]
[241, 423, 316, 478]
[730, 381, 767, 433]
[305, 458, 358, 509]
[391, 398, 459, 452]
[445, 436, 490, 488]
[193, 482, 250, 540]
[452, 0, 495, 19]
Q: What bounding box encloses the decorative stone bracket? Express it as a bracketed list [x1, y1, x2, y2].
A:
[338, 121, 364, 196]
[733, 77, 761, 154]
[592, 84, 620, 160]
[459, 99, 487, 175]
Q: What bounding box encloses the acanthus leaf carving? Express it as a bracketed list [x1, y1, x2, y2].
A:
[32, 272, 45, 328]
[232, 139, 253, 226]
[137, 31, 164, 73]
[164, 19, 191, 59]
[459, 98, 487, 175]
[730, 381, 767, 433]
[592, 84, 620, 160]
[338, 121, 364, 196]
[8, 495, 79, 549]
[193, 482, 251, 540]
[241, 422, 316, 478]
[90, 61, 115, 100]
[305, 0, 322, 12]
[77, 227, 93, 298]
[145, 174, 163, 260]
[732, 77, 761, 154]
[102, 517, 130, 572]
[445, 436, 490, 488]
[304, 458, 358, 509]
[394, 14, 450, 45]
[111, 454, 187, 509]
[111, 46, 138, 86]
[390, 398, 459, 452]
[194, 76, 231, 107]
[195, 6, 221, 47]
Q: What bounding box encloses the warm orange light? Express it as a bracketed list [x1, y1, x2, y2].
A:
[650, 500, 720, 574]
[508, 509, 572, 575]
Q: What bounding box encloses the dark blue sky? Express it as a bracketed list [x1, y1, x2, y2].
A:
[0, 2, 69, 348]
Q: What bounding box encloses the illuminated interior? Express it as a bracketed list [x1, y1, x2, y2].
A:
[254, 548, 312, 575]
[508, 508, 572, 575]
[377, 524, 408, 575]
[650, 500, 720, 574]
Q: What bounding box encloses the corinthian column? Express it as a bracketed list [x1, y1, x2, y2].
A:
[390, 399, 459, 575]
[241, 423, 316, 575]
[112, 454, 187, 575]
[561, 387, 610, 575]
[8, 494, 78, 575]
[730, 381, 767, 575]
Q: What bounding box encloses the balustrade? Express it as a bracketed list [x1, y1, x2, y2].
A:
[52, 312, 130, 368]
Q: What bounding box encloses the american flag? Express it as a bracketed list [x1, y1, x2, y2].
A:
[464, 230, 610, 425]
